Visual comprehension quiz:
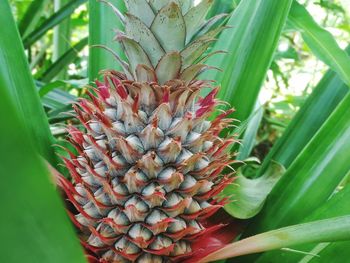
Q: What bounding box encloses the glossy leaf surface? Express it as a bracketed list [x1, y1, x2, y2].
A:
[88, 0, 126, 80]
[0, 0, 55, 162]
[202, 0, 293, 123]
[0, 76, 85, 263]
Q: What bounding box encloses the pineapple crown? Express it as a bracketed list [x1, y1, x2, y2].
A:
[100, 0, 227, 84]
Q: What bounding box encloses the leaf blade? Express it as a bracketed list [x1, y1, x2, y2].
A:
[88, 0, 126, 80]
[22, 0, 87, 48]
[202, 0, 293, 123]
[244, 92, 350, 236]
[199, 216, 350, 262]
[0, 0, 55, 163]
[288, 2, 350, 87]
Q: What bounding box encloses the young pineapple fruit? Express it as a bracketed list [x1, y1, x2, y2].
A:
[58, 0, 236, 262]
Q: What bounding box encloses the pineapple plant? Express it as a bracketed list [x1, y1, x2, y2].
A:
[57, 0, 238, 262]
[2, 0, 350, 262]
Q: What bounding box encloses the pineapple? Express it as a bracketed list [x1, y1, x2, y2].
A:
[57, 0, 236, 262]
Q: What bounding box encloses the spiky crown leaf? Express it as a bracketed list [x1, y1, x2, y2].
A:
[57, 1, 237, 262]
[100, 0, 227, 84]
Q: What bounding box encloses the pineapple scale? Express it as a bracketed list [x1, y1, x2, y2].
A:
[58, 71, 235, 262]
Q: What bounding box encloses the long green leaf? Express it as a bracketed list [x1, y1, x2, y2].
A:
[259, 47, 349, 174]
[237, 102, 264, 160]
[306, 241, 350, 263]
[53, 0, 72, 80]
[18, 0, 49, 38]
[0, 79, 85, 263]
[42, 89, 77, 110]
[88, 0, 126, 80]
[207, 0, 236, 17]
[288, 2, 350, 87]
[0, 0, 55, 163]
[40, 37, 88, 82]
[22, 0, 87, 48]
[202, 0, 293, 122]
[256, 186, 350, 262]
[200, 216, 350, 263]
[244, 92, 350, 236]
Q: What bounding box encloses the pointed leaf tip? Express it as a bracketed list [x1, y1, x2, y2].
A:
[156, 52, 182, 84]
[151, 2, 186, 52]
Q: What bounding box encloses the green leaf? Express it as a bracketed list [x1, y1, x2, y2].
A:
[199, 216, 350, 263]
[181, 37, 216, 69]
[48, 104, 75, 124]
[125, 0, 154, 27]
[156, 52, 181, 84]
[0, 0, 55, 163]
[18, 0, 49, 38]
[184, 0, 213, 42]
[258, 46, 350, 174]
[119, 36, 153, 77]
[42, 89, 77, 110]
[40, 37, 88, 83]
[150, 0, 192, 14]
[151, 2, 186, 52]
[223, 161, 285, 219]
[306, 241, 350, 263]
[88, 0, 126, 80]
[237, 102, 264, 160]
[180, 64, 208, 83]
[244, 92, 350, 236]
[288, 2, 350, 87]
[53, 0, 72, 80]
[22, 0, 87, 48]
[0, 77, 85, 263]
[207, 0, 235, 17]
[202, 0, 293, 123]
[38, 79, 87, 97]
[124, 13, 165, 68]
[256, 186, 350, 262]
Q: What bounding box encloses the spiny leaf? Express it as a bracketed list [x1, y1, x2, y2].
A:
[181, 38, 216, 69]
[180, 64, 210, 83]
[124, 13, 165, 66]
[151, 2, 186, 52]
[135, 64, 157, 82]
[156, 52, 182, 84]
[149, 0, 192, 13]
[118, 36, 153, 78]
[184, 0, 214, 43]
[124, 0, 155, 27]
